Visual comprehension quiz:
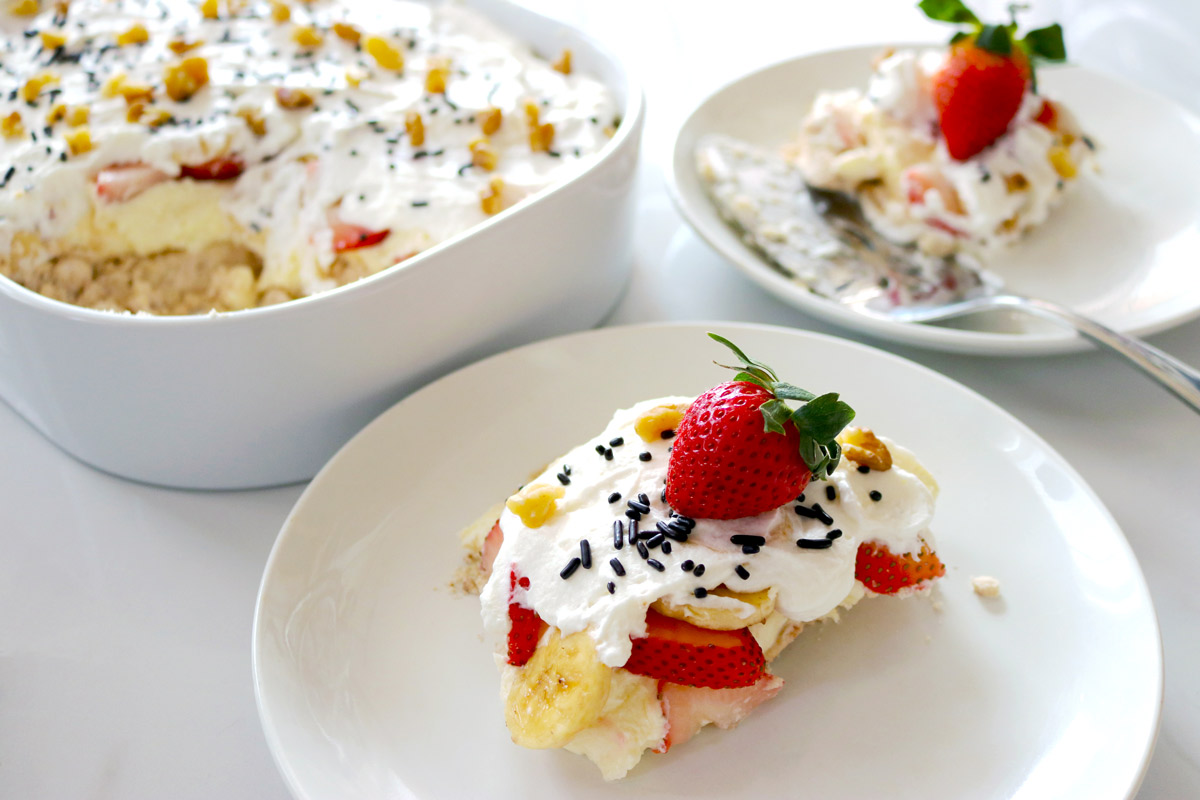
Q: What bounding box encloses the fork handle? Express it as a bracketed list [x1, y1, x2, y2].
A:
[994, 295, 1200, 413]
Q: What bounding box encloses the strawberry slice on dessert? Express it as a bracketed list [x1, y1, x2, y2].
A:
[94, 162, 170, 203]
[624, 609, 766, 689]
[657, 674, 784, 752]
[855, 540, 946, 594]
[507, 568, 545, 666]
[919, 0, 1067, 160]
[179, 155, 245, 180]
[667, 333, 856, 519]
[331, 221, 391, 252]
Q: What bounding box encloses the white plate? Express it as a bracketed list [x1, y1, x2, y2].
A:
[667, 45, 1200, 356]
[253, 322, 1161, 799]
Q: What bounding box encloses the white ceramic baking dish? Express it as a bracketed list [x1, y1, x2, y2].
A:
[0, 0, 643, 489]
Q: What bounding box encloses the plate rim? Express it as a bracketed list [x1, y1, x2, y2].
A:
[252, 320, 1164, 799]
[664, 43, 1200, 357]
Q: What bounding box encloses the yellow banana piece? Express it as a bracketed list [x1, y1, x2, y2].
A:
[652, 586, 775, 630]
[505, 629, 613, 749]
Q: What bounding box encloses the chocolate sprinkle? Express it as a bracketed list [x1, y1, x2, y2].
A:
[735, 565, 750, 580]
[636, 540, 649, 560]
[857, 465, 871, 474]
[579, 539, 591, 568]
[826, 485, 837, 501]
[797, 539, 833, 550]
[661, 429, 676, 439]
[741, 544, 760, 555]
[869, 490, 883, 502]
[693, 564, 705, 577]
[609, 557, 625, 576]
[681, 560, 695, 571]
[560, 557, 582, 578]
[645, 533, 664, 549]
[607, 582, 616, 594]
[627, 500, 650, 514]
[646, 558, 665, 572]
[613, 520, 624, 550]
[625, 509, 641, 521]
[639, 452, 652, 462]
[661, 541, 672, 555]
[607, 492, 621, 504]
[604, 448, 614, 461]
[826, 529, 843, 540]
[730, 534, 766, 546]
[694, 587, 707, 598]
[609, 437, 624, 447]
[638, 493, 649, 505]
[556, 472, 570, 486]
[595, 444, 606, 455]
[628, 519, 639, 543]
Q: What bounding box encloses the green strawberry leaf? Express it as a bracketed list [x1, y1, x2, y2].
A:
[730, 369, 772, 391]
[708, 333, 779, 381]
[791, 393, 857, 443]
[772, 383, 817, 402]
[918, 0, 979, 24]
[1022, 24, 1066, 61]
[974, 23, 1013, 55]
[759, 399, 792, 435]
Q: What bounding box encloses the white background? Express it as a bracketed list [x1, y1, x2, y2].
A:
[3, 1, 1199, 797]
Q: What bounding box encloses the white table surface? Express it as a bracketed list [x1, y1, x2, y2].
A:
[4, 1, 1199, 797]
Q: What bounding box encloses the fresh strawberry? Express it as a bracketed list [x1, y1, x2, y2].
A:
[623, 609, 765, 689]
[855, 540, 945, 594]
[656, 674, 784, 752]
[331, 222, 391, 252]
[931, 41, 1028, 160]
[665, 334, 855, 520]
[480, 521, 503, 579]
[1034, 99, 1058, 129]
[919, 0, 1068, 160]
[93, 162, 169, 203]
[179, 155, 245, 180]
[507, 568, 544, 666]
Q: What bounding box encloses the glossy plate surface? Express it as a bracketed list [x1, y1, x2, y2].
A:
[668, 45, 1200, 355]
[254, 322, 1161, 798]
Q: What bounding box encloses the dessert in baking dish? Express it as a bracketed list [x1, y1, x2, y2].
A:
[0, 0, 618, 314]
[793, 1, 1093, 257]
[469, 334, 944, 779]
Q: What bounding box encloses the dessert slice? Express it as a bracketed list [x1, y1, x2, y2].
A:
[470, 334, 944, 779]
[792, 1, 1092, 257]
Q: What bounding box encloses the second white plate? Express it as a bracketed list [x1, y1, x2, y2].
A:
[668, 45, 1200, 355]
[254, 322, 1160, 799]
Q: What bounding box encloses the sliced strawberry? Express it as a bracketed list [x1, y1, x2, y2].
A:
[1034, 99, 1058, 129]
[331, 222, 391, 252]
[855, 540, 945, 594]
[507, 569, 544, 666]
[179, 155, 245, 180]
[480, 521, 502, 580]
[624, 609, 765, 689]
[656, 674, 784, 752]
[93, 162, 170, 203]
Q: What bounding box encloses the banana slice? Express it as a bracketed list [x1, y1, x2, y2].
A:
[887, 441, 939, 499]
[652, 586, 775, 630]
[505, 629, 613, 749]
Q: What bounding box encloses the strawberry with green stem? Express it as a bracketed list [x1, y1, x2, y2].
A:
[666, 334, 856, 521]
[919, 0, 1067, 159]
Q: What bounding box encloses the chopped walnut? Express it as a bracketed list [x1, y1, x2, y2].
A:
[405, 110, 424, 147]
[274, 87, 314, 109]
[551, 48, 572, 75]
[116, 22, 149, 47]
[365, 35, 403, 71]
[480, 176, 504, 215]
[269, 1, 289, 22]
[46, 103, 67, 124]
[118, 81, 155, 103]
[971, 576, 1002, 598]
[1, 111, 24, 139]
[332, 21, 360, 43]
[21, 72, 58, 103]
[291, 25, 323, 48]
[9, 0, 39, 14]
[1004, 173, 1029, 193]
[425, 57, 450, 94]
[480, 107, 502, 136]
[200, 0, 219, 19]
[505, 483, 564, 528]
[838, 427, 892, 471]
[235, 107, 266, 135]
[634, 404, 687, 443]
[530, 122, 554, 153]
[125, 102, 146, 122]
[63, 127, 92, 155]
[469, 138, 497, 171]
[167, 38, 203, 54]
[143, 108, 174, 127]
[1047, 146, 1076, 179]
[163, 57, 209, 102]
[39, 30, 67, 49]
[524, 101, 540, 128]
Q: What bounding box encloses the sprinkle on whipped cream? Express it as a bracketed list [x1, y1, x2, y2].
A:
[0, 0, 619, 313]
[480, 397, 939, 668]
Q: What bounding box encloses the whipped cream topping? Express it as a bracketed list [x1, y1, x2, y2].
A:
[796, 49, 1094, 257]
[480, 397, 937, 668]
[0, 0, 618, 296]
